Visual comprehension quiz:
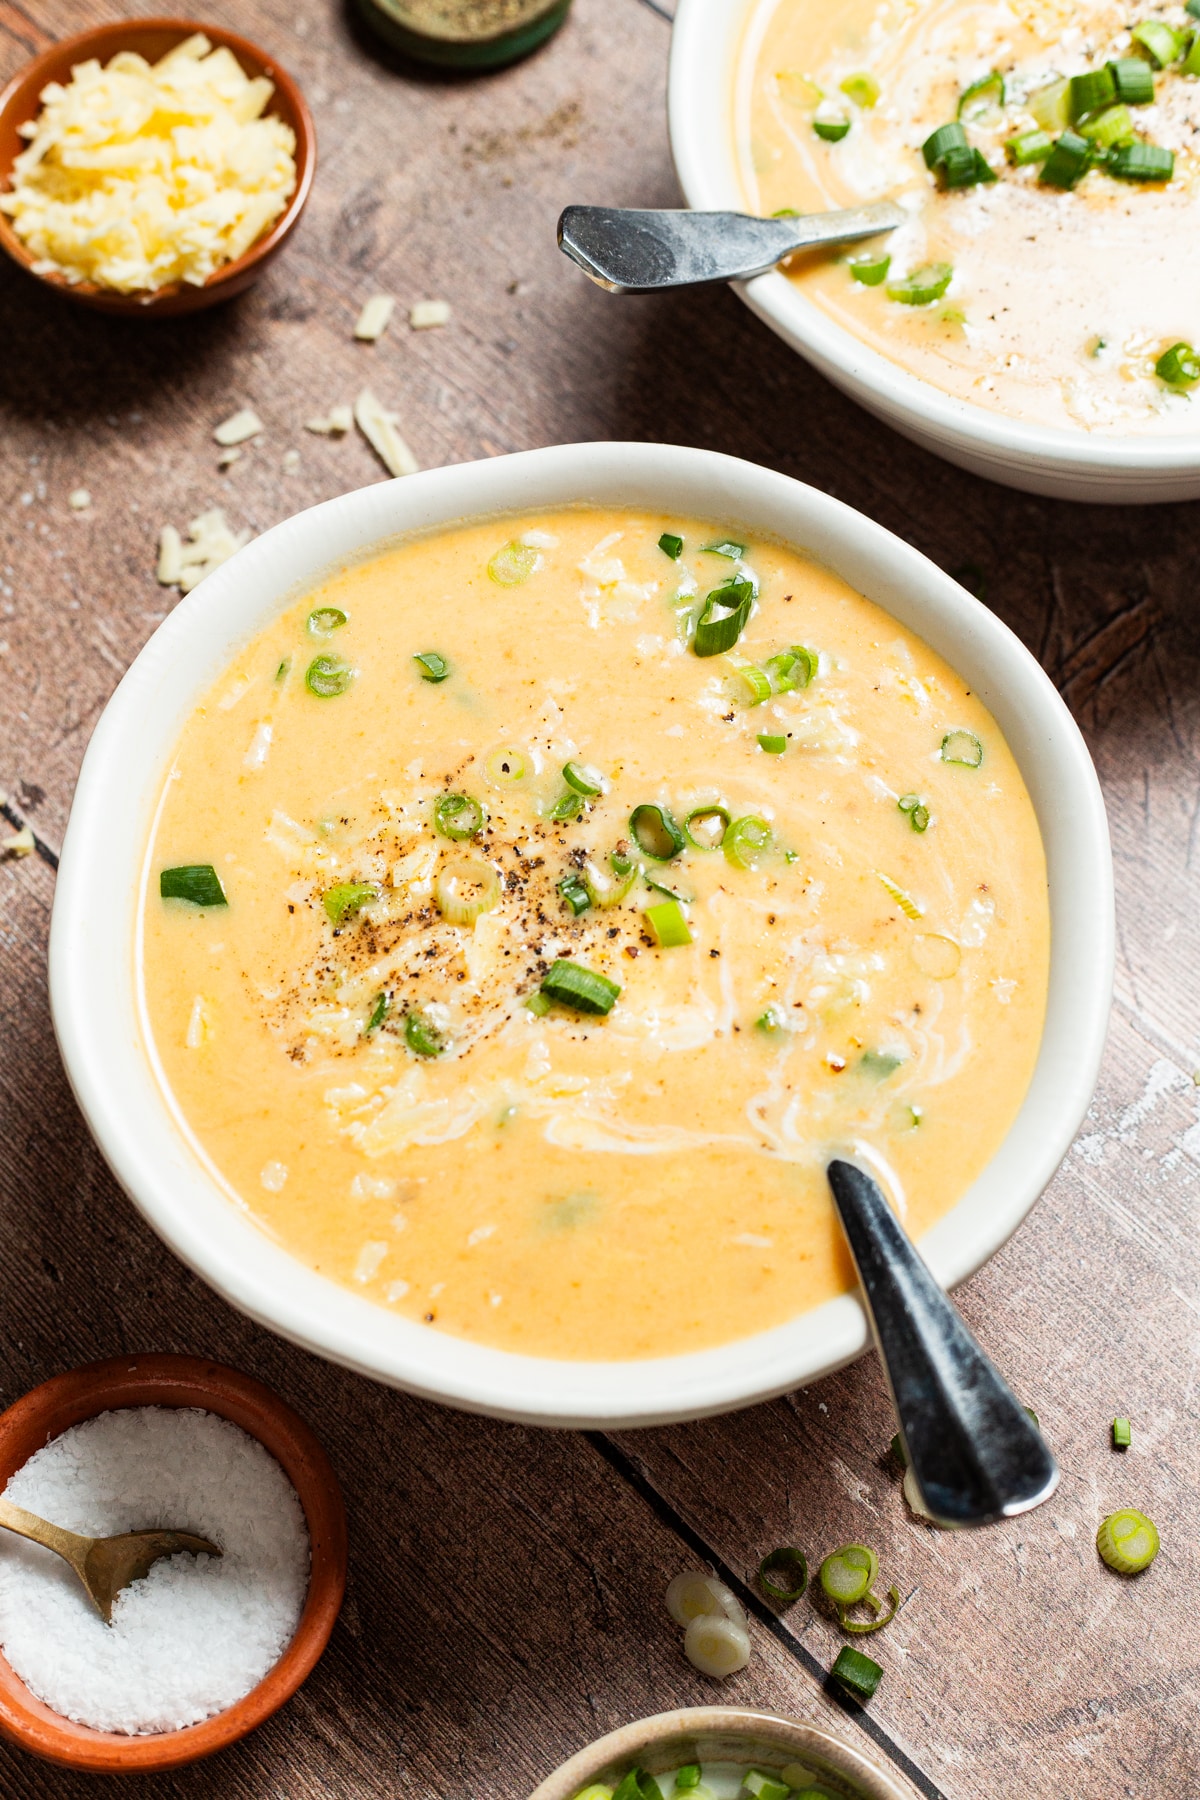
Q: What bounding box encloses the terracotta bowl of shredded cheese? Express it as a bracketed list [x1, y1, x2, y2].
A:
[0, 1354, 346, 1772]
[0, 19, 315, 315]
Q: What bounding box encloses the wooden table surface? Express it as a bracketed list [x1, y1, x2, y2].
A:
[1, 2, 1197, 1795]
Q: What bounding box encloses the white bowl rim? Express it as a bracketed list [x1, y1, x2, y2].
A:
[668, 0, 1200, 485]
[49, 441, 1113, 1428]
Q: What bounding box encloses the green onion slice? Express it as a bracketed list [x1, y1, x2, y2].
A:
[1183, 30, 1200, 75]
[849, 252, 891, 285]
[840, 1583, 900, 1635]
[819, 1543, 879, 1606]
[306, 606, 347, 637]
[742, 1775, 790, 1800]
[1078, 104, 1135, 148]
[1112, 1415, 1132, 1448]
[434, 858, 501, 925]
[366, 991, 389, 1033]
[404, 1010, 443, 1057]
[728, 662, 772, 706]
[758, 1545, 808, 1604]
[958, 69, 1005, 120]
[487, 540, 540, 585]
[877, 870, 924, 919]
[540, 959, 621, 1015]
[1108, 56, 1155, 104]
[275, 657, 290, 684]
[159, 864, 227, 907]
[526, 990, 553, 1017]
[860, 1048, 904, 1078]
[434, 793, 487, 841]
[701, 539, 746, 559]
[765, 645, 818, 690]
[758, 733, 787, 754]
[413, 651, 449, 682]
[630, 803, 686, 861]
[841, 71, 880, 107]
[922, 121, 968, 167]
[550, 790, 585, 822]
[485, 746, 531, 786]
[941, 728, 984, 766]
[831, 1645, 883, 1701]
[724, 815, 772, 870]
[1096, 1508, 1159, 1573]
[563, 760, 605, 795]
[658, 532, 684, 559]
[1069, 65, 1117, 122]
[323, 881, 379, 926]
[305, 654, 355, 697]
[886, 262, 953, 305]
[674, 1770, 702, 1792]
[898, 794, 929, 830]
[644, 897, 692, 947]
[583, 851, 639, 908]
[1029, 75, 1070, 131]
[757, 1006, 786, 1033]
[1109, 141, 1174, 180]
[693, 577, 755, 656]
[1131, 19, 1181, 66]
[1006, 128, 1053, 164]
[813, 114, 851, 141]
[683, 805, 730, 850]
[936, 144, 996, 188]
[558, 873, 592, 916]
[573, 1788, 615, 1800]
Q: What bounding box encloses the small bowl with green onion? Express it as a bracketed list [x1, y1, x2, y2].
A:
[528, 1707, 922, 1800]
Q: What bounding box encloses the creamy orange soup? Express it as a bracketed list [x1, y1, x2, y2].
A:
[139, 509, 1049, 1361]
[738, 0, 1200, 432]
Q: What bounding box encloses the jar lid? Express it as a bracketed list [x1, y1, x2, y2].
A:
[354, 0, 573, 69]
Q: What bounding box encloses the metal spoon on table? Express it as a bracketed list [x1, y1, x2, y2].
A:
[0, 1496, 220, 1623]
[826, 1159, 1058, 1529]
[557, 201, 905, 294]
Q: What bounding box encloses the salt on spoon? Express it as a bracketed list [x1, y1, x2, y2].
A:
[0, 1492, 219, 1624]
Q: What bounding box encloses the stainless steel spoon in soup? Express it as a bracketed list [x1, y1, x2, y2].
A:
[557, 202, 905, 293]
[0, 1495, 220, 1623]
[826, 1159, 1059, 1529]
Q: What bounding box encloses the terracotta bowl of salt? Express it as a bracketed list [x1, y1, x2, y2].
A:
[0, 1353, 347, 1772]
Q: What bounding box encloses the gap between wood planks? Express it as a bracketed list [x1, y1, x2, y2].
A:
[587, 1433, 949, 1800]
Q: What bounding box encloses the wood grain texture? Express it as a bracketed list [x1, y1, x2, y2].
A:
[0, 2, 1197, 1797]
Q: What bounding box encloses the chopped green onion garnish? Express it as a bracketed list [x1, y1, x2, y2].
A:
[526, 990, 553, 1016]
[840, 71, 880, 107]
[433, 858, 500, 924]
[573, 1788, 615, 1800]
[683, 805, 730, 850]
[942, 145, 998, 188]
[701, 539, 745, 559]
[485, 746, 530, 786]
[306, 606, 347, 637]
[1039, 130, 1093, 188]
[898, 794, 929, 830]
[693, 577, 754, 657]
[958, 69, 1005, 120]
[404, 1010, 443, 1057]
[675, 1770, 702, 1792]
[764, 645, 818, 690]
[841, 1583, 900, 1635]
[860, 1048, 904, 1078]
[323, 881, 379, 926]
[540, 959, 621, 1015]
[305, 654, 355, 697]
[1184, 30, 1200, 74]
[558, 873, 592, 915]
[1029, 76, 1070, 131]
[434, 792, 487, 840]
[413, 651, 449, 682]
[582, 851, 639, 908]
[758, 1545, 808, 1603]
[487, 540, 539, 586]
[366, 991, 388, 1032]
[831, 1645, 883, 1701]
[1096, 1508, 1159, 1574]
[1109, 141, 1174, 180]
[1131, 19, 1181, 66]
[1108, 56, 1155, 104]
[1068, 65, 1117, 122]
[160, 864, 227, 907]
[1189, 0, 1200, 19]
[876, 870, 923, 918]
[1025, 1406, 1040, 1429]
[550, 790, 585, 822]
[275, 657, 290, 683]
[658, 532, 684, 559]
[820, 1543, 878, 1606]
[849, 252, 891, 285]
[563, 760, 605, 795]
[728, 662, 772, 706]
[742, 1774, 790, 1800]
[1006, 128, 1053, 164]
[644, 897, 692, 947]
[757, 1006, 785, 1033]
[813, 114, 851, 141]
[1113, 1415, 1132, 1449]
[890, 1432, 907, 1466]
[1078, 104, 1135, 148]
[941, 728, 984, 766]
[630, 803, 686, 861]
[886, 262, 953, 306]
[758, 733, 787, 754]
[724, 814, 772, 870]
[922, 121, 968, 168]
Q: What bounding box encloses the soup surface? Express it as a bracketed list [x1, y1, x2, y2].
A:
[737, 0, 1200, 433]
[140, 508, 1049, 1361]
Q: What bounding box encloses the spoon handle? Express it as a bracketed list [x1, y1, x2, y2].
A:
[0, 1494, 91, 1564]
[826, 1160, 1059, 1528]
[557, 203, 905, 293]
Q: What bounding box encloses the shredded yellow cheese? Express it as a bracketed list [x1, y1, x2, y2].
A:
[0, 33, 297, 294]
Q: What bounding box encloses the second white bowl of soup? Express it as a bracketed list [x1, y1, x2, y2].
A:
[50, 443, 1112, 1426]
[671, 0, 1200, 501]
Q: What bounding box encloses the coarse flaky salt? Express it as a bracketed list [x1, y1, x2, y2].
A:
[0, 1406, 309, 1735]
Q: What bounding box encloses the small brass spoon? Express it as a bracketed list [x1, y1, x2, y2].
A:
[0, 1494, 220, 1624]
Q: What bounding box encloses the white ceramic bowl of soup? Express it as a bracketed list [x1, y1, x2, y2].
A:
[49, 442, 1112, 1426]
[669, 0, 1200, 503]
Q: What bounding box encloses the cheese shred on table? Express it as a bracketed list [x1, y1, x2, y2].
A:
[0, 33, 297, 294]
